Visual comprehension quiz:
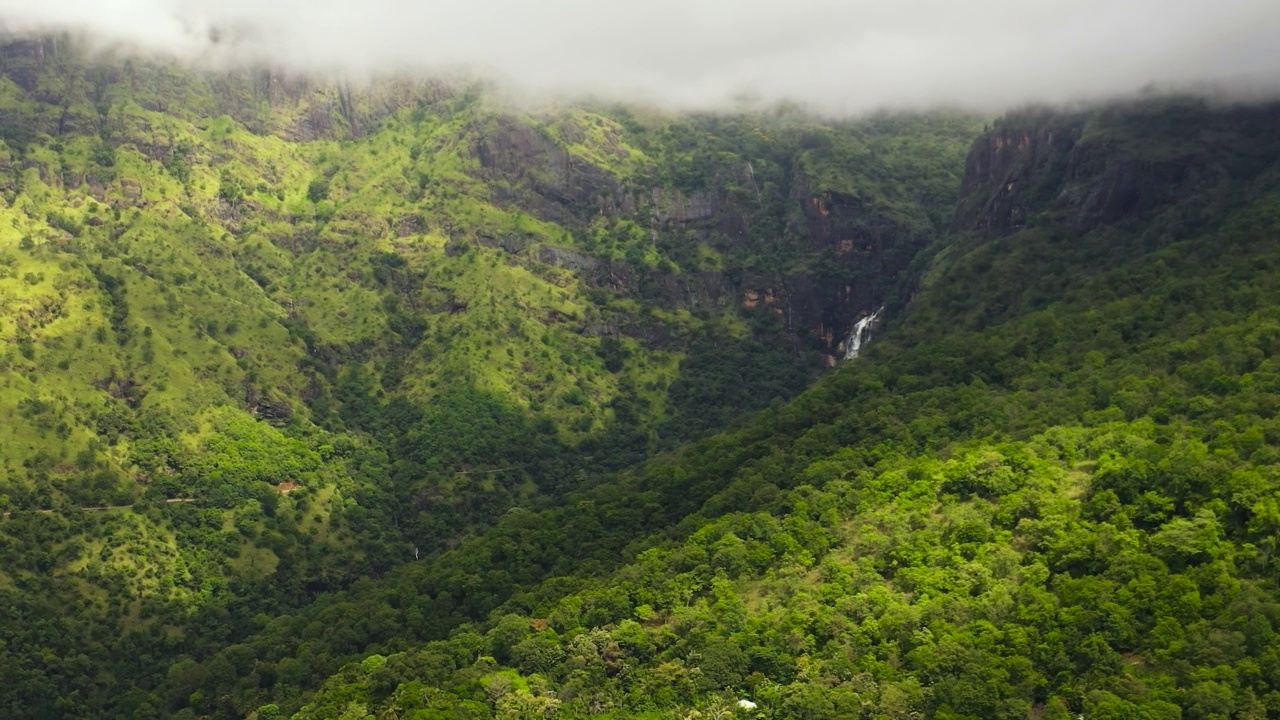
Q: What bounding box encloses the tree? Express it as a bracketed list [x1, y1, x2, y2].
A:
[307, 179, 330, 203]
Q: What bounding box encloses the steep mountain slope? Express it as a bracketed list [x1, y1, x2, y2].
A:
[0, 36, 976, 485]
[157, 99, 1280, 720]
[0, 36, 985, 719]
[5, 34, 1280, 720]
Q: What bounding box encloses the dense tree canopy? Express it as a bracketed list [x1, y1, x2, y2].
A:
[1, 35, 1279, 720]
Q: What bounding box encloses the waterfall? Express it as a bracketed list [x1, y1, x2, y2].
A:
[843, 307, 883, 360]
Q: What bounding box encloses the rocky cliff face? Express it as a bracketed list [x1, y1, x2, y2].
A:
[787, 178, 911, 354]
[0, 37, 47, 91]
[469, 121, 930, 361]
[472, 117, 633, 224]
[956, 100, 1280, 237]
[955, 117, 1081, 234]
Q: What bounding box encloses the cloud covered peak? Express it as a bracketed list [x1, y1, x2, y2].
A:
[4, 0, 1280, 112]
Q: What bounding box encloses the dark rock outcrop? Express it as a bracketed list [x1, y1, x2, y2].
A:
[955, 116, 1082, 235]
[472, 117, 628, 225]
[0, 37, 47, 92]
[535, 246, 601, 274]
[1061, 144, 1203, 228]
[956, 100, 1280, 237]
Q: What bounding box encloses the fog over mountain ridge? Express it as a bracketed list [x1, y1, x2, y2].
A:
[3, 0, 1280, 112]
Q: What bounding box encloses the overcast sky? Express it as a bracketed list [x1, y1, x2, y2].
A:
[3, 0, 1280, 112]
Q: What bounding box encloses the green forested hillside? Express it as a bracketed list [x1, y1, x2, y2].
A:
[0, 37, 976, 488]
[152, 100, 1280, 720]
[0, 34, 980, 718]
[2, 33, 1280, 720]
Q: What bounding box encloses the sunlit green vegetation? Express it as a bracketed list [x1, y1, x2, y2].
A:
[2, 35, 1278, 720]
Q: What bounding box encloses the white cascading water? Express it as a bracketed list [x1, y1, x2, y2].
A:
[843, 307, 883, 360]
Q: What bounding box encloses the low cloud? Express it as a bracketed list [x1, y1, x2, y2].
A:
[3, 0, 1280, 112]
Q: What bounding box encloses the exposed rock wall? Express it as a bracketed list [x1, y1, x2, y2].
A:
[956, 101, 1280, 237]
[467, 119, 923, 358]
